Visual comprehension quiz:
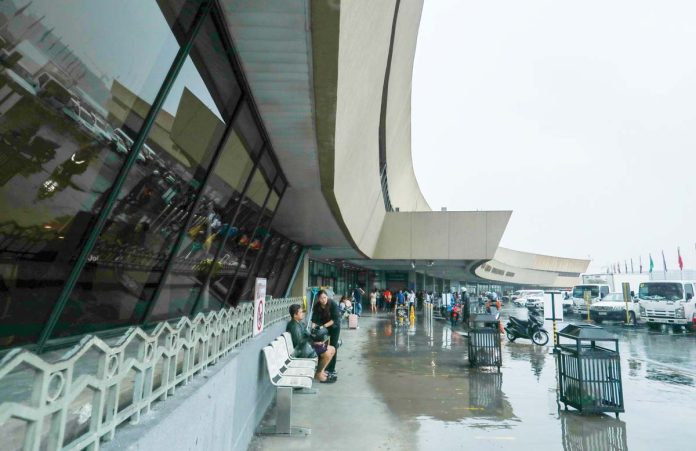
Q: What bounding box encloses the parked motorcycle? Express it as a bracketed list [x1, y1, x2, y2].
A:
[504, 307, 549, 345]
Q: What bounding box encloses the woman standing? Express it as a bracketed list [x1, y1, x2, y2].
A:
[311, 290, 341, 379]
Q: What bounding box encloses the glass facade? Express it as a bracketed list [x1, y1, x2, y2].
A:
[309, 260, 369, 298]
[0, 0, 299, 350]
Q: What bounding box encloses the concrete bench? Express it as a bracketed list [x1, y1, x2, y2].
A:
[257, 337, 317, 436]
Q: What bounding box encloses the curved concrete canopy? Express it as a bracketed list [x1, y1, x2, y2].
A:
[474, 247, 591, 288]
[222, 0, 582, 283]
[222, 0, 355, 253]
[223, 0, 506, 262]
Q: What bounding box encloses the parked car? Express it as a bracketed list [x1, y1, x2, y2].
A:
[110, 128, 147, 164]
[590, 292, 639, 324]
[525, 294, 545, 309]
[512, 290, 544, 307]
[63, 99, 109, 142]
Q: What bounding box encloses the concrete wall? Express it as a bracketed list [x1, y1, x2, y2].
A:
[102, 321, 287, 451]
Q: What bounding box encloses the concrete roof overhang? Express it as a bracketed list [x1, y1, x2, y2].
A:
[222, 0, 506, 263]
[473, 247, 591, 288]
[221, 0, 359, 257]
[221, 1, 577, 285]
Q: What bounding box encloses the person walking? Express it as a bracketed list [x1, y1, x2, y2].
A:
[369, 288, 377, 314]
[384, 288, 393, 312]
[352, 285, 365, 316]
[461, 289, 470, 324]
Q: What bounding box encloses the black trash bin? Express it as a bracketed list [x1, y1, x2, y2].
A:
[467, 314, 502, 369]
[556, 324, 624, 417]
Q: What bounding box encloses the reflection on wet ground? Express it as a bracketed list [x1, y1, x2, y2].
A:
[252, 310, 696, 451]
[361, 309, 696, 451]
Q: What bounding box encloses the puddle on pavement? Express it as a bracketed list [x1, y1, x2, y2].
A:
[359, 314, 695, 450]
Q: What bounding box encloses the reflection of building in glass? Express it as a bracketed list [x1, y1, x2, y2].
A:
[0, 1, 296, 349]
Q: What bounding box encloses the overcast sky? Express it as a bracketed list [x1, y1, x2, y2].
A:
[412, 0, 696, 273]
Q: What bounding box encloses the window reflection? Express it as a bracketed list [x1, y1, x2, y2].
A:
[273, 244, 301, 297]
[0, 0, 192, 348]
[0, 1, 298, 346]
[52, 11, 240, 336]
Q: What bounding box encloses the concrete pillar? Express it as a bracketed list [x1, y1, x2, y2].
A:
[408, 270, 417, 290]
[289, 253, 309, 298]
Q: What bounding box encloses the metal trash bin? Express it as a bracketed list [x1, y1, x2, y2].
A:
[557, 324, 624, 417]
[467, 314, 502, 369]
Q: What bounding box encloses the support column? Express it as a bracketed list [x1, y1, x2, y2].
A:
[290, 253, 309, 298]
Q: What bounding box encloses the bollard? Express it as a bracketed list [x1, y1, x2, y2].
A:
[584, 290, 592, 323]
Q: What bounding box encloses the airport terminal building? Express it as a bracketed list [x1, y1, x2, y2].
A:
[0, 1, 588, 449]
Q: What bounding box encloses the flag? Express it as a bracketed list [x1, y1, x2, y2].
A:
[39, 26, 54, 42]
[14, 2, 33, 18]
[649, 254, 654, 273]
[639, 256, 643, 273]
[630, 258, 634, 273]
[662, 250, 667, 272]
[625, 261, 628, 273]
[678, 247, 684, 270]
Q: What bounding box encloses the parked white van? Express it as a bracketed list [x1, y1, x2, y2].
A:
[638, 280, 696, 330]
[571, 284, 610, 315]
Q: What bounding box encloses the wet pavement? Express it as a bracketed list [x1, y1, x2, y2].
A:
[250, 308, 696, 450]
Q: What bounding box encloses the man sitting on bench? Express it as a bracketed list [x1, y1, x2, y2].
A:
[287, 304, 336, 383]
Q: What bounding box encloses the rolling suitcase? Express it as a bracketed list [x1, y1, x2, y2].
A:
[348, 313, 358, 329]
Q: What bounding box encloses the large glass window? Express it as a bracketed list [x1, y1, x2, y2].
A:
[51, 9, 242, 337]
[271, 243, 301, 298]
[0, 0, 200, 348]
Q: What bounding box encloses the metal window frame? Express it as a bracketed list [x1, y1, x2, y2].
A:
[140, 91, 247, 323]
[188, 145, 267, 312]
[264, 237, 292, 295]
[283, 246, 308, 298]
[247, 184, 287, 291]
[36, 0, 215, 352]
[223, 181, 286, 306]
[31, 0, 292, 353]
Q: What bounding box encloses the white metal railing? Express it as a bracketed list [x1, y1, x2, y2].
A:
[0, 297, 302, 451]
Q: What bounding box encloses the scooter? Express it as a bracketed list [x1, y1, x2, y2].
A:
[504, 307, 549, 345]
